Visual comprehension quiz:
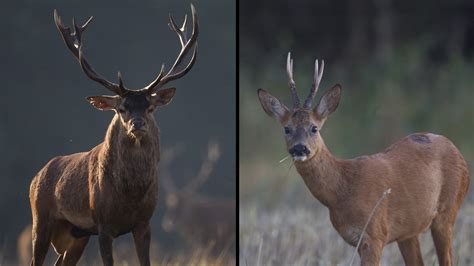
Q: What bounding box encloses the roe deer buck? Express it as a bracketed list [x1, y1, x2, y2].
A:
[257, 52, 469, 265]
[29, 5, 198, 266]
[160, 141, 236, 254]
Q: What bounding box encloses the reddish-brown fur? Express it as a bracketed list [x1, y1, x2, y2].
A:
[29, 115, 161, 266]
[258, 53, 469, 265]
[30, 6, 198, 266]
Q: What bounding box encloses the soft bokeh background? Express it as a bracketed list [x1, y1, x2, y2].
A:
[240, 0, 473, 265]
[0, 0, 235, 264]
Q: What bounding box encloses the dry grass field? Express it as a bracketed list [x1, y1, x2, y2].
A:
[5, 238, 235, 266]
[239, 159, 474, 266]
[240, 202, 473, 265]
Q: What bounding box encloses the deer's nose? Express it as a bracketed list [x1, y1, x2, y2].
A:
[131, 119, 146, 131]
[289, 144, 310, 157]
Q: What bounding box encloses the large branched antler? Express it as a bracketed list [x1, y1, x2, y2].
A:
[54, 4, 198, 96]
[145, 4, 199, 94]
[54, 10, 127, 96]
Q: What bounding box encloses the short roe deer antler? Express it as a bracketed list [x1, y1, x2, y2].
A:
[303, 58, 324, 108]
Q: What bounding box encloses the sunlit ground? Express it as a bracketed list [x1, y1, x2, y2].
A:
[10, 233, 235, 266]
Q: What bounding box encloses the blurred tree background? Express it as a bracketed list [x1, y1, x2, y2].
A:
[239, 0, 474, 264]
[0, 0, 235, 263]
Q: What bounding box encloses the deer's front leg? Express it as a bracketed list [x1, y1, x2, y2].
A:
[133, 223, 151, 266]
[98, 230, 114, 266]
[358, 238, 384, 266]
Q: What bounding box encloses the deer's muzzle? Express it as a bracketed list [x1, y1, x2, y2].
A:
[289, 144, 310, 161]
[130, 118, 147, 132]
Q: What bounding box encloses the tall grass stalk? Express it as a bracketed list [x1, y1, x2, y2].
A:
[349, 188, 392, 266]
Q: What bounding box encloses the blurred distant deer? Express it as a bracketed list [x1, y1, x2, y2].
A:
[160, 141, 236, 254]
[258, 52, 469, 265]
[29, 5, 198, 266]
[18, 224, 32, 266]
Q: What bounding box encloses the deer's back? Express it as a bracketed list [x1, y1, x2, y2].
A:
[382, 133, 468, 205]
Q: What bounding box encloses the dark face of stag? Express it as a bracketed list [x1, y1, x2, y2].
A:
[87, 89, 175, 139]
[258, 52, 341, 162]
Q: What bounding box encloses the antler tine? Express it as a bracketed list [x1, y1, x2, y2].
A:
[287, 52, 301, 109]
[54, 10, 126, 96]
[168, 14, 188, 46]
[146, 4, 199, 94]
[145, 64, 165, 96]
[183, 140, 220, 194]
[304, 59, 325, 109]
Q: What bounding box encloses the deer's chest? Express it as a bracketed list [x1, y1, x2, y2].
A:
[92, 173, 158, 232]
[328, 207, 367, 247]
[113, 197, 155, 225]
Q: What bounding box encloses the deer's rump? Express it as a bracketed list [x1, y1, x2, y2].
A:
[30, 147, 100, 233]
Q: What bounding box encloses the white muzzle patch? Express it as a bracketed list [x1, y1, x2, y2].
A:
[292, 155, 308, 162]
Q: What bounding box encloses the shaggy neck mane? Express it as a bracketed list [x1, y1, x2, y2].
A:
[98, 115, 161, 196]
[294, 137, 350, 208]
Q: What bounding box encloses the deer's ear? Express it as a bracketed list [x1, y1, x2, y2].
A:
[150, 88, 176, 107]
[86, 95, 121, 111]
[258, 89, 290, 122]
[314, 84, 341, 120]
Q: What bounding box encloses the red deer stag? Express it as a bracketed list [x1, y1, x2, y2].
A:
[257, 52, 469, 265]
[29, 5, 198, 266]
[160, 141, 236, 254]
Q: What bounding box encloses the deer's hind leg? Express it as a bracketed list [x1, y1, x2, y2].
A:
[60, 237, 90, 266]
[31, 215, 53, 266]
[51, 221, 89, 266]
[52, 237, 89, 266]
[430, 215, 455, 266]
[397, 236, 424, 266]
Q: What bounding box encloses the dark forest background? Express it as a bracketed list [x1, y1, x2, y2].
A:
[0, 0, 235, 263]
[240, 0, 474, 265]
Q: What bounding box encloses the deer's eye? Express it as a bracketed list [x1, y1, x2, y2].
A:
[284, 126, 291, 135]
[147, 107, 154, 113]
[118, 108, 126, 114]
[311, 126, 318, 134]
